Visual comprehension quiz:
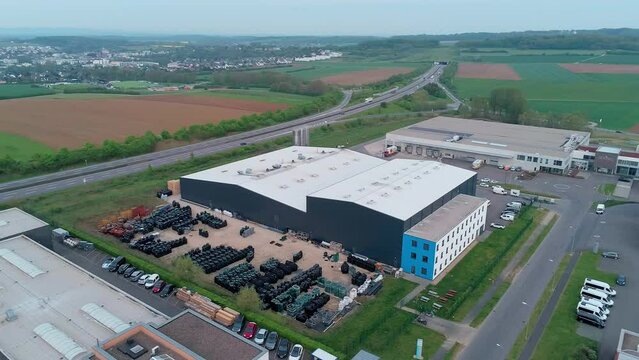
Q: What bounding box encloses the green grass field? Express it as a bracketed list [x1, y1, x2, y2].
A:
[0, 132, 54, 160]
[0, 84, 55, 100]
[185, 88, 313, 105]
[530, 252, 616, 359]
[271, 60, 419, 81]
[453, 63, 639, 130]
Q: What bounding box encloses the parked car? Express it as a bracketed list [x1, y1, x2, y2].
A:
[498, 165, 505, 169]
[500, 214, 515, 221]
[507, 202, 523, 208]
[601, 252, 620, 260]
[231, 315, 245, 333]
[117, 263, 131, 274]
[288, 344, 304, 360]
[490, 179, 499, 184]
[515, 166, 522, 171]
[616, 275, 627, 286]
[159, 284, 174, 297]
[130, 270, 145, 282]
[480, 177, 491, 183]
[490, 223, 505, 229]
[123, 266, 137, 278]
[101, 257, 114, 269]
[152, 280, 166, 293]
[137, 274, 150, 285]
[254, 328, 268, 345]
[277, 338, 290, 358]
[108, 256, 125, 272]
[145, 274, 160, 288]
[243, 322, 258, 339]
[265, 331, 279, 350]
[505, 206, 520, 213]
[479, 183, 490, 188]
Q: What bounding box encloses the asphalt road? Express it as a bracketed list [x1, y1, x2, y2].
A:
[457, 167, 620, 360]
[0, 65, 445, 203]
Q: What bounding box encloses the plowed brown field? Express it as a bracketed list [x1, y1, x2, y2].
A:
[456, 63, 521, 80]
[320, 67, 414, 85]
[560, 64, 639, 74]
[0, 95, 287, 149]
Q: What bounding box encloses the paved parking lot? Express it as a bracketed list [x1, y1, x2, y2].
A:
[579, 204, 639, 359]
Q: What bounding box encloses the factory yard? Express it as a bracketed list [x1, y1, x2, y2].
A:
[456, 63, 522, 80]
[320, 67, 414, 85]
[0, 95, 288, 149]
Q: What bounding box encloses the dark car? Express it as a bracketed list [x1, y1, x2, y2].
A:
[602, 251, 620, 260]
[276, 338, 290, 358]
[265, 331, 278, 350]
[152, 280, 166, 293]
[117, 263, 131, 274]
[159, 284, 175, 297]
[123, 266, 137, 278]
[108, 256, 125, 272]
[231, 315, 245, 333]
[617, 275, 627, 286]
[243, 322, 257, 339]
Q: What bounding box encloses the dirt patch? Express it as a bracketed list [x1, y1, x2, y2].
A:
[456, 63, 521, 80]
[320, 67, 414, 86]
[629, 123, 639, 134]
[0, 95, 288, 149]
[560, 63, 639, 74]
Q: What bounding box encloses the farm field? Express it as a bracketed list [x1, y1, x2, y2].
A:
[0, 94, 289, 149]
[0, 84, 55, 100]
[273, 60, 418, 81]
[453, 63, 639, 130]
[456, 63, 521, 80]
[0, 132, 53, 161]
[183, 88, 313, 105]
[320, 67, 415, 85]
[560, 63, 639, 74]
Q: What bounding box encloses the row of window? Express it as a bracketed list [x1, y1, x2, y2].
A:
[516, 154, 563, 167]
[618, 159, 639, 167]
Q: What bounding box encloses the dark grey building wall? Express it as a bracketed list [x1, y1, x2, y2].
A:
[0, 225, 52, 250]
[181, 178, 307, 232]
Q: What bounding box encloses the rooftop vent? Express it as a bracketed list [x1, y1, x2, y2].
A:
[393, 171, 399, 175]
[342, 194, 352, 199]
[310, 173, 319, 178]
[381, 193, 390, 198]
[357, 187, 366, 192]
[296, 178, 305, 183]
[404, 180, 412, 185]
[245, 168, 252, 174]
[371, 181, 383, 186]
[343, 162, 350, 166]
[297, 153, 306, 160]
[279, 185, 289, 189]
[329, 167, 337, 170]
[393, 186, 402, 190]
[366, 200, 376, 205]
[272, 164, 282, 169]
[382, 176, 389, 180]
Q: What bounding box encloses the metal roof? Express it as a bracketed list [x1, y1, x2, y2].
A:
[311, 348, 338, 360]
[310, 159, 476, 220]
[33, 323, 87, 360]
[81, 303, 132, 333]
[0, 208, 48, 239]
[0, 248, 45, 278]
[352, 350, 381, 360]
[183, 146, 384, 212]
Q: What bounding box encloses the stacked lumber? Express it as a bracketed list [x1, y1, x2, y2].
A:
[175, 287, 240, 326]
[176, 288, 192, 302]
[167, 180, 181, 195]
[214, 309, 237, 327]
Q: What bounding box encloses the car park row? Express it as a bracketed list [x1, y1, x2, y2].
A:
[577, 277, 619, 329]
[102, 256, 175, 297]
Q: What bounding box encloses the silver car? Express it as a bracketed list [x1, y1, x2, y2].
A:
[254, 328, 268, 345]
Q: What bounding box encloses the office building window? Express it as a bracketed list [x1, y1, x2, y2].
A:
[517, 155, 525, 160]
[422, 255, 429, 263]
[411, 240, 417, 247]
[411, 266, 415, 274]
[533, 157, 538, 163]
[527, 156, 533, 161]
[554, 160, 563, 166]
[410, 252, 416, 259]
[421, 268, 427, 275]
[423, 243, 429, 251]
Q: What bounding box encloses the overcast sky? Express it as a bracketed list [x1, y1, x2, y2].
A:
[2, 0, 637, 36]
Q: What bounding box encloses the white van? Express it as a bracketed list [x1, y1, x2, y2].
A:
[581, 287, 614, 307]
[580, 297, 610, 315]
[584, 278, 616, 297]
[492, 186, 508, 195]
[576, 302, 607, 321]
[596, 204, 605, 214]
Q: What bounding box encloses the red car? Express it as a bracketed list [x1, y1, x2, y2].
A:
[242, 322, 257, 339]
[152, 280, 166, 293]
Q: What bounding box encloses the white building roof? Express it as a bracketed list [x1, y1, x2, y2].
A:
[0, 235, 167, 360]
[309, 159, 476, 220]
[0, 208, 48, 239]
[183, 146, 384, 212]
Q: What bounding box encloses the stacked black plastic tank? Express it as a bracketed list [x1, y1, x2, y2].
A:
[351, 271, 367, 286]
[251, 258, 298, 288]
[147, 205, 192, 230]
[187, 244, 253, 274]
[130, 234, 187, 258]
[214, 263, 258, 293]
[255, 264, 322, 310]
[347, 254, 377, 272]
[196, 211, 228, 229]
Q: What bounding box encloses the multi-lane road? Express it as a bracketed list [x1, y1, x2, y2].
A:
[0, 65, 446, 203]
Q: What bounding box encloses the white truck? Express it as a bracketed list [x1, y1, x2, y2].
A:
[492, 186, 508, 195]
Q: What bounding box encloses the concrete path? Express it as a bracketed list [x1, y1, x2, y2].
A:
[462, 211, 556, 324]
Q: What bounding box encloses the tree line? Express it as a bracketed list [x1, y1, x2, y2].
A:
[0, 90, 343, 177]
[464, 88, 589, 131]
[204, 71, 329, 96]
[458, 34, 639, 51]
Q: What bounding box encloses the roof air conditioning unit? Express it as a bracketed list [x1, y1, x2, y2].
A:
[297, 153, 306, 160]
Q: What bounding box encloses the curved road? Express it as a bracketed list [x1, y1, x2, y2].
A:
[0, 65, 446, 202]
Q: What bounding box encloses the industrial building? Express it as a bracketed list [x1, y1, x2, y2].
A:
[572, 145, 639, 177]
[0, 235, 165, 360]
[0, 207, 52, 249]
[386, 116, 590, 174]
[616, 329, 639, 360]
[401, 194, 488, 280]
[93, 310, 268, 360]
[180, 146, 481, 271]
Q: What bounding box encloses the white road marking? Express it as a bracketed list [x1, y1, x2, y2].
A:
[522, 301, 528, 305]
[549, 259, 554, 262]
[593, 235, 601, 238]
[496, 343, 502, 347]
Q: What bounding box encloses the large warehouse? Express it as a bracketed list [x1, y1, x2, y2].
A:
[386, 116, 590, 174]
[180, 146, 480, 268]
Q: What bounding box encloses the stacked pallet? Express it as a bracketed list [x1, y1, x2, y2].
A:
[175, 288, 240, 326]
[176, 288, 193, 302]
[167, 180, 181, 195]
[214, 309, 236, 327]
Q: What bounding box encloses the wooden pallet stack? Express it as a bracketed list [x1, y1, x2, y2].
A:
[175, 288, 239, 326]
[167, 180, 181, 195]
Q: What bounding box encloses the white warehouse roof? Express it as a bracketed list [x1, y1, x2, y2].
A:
[183, 146, 385, 212]
[0, 207, 48, 239]
[310, 159, 476, 220]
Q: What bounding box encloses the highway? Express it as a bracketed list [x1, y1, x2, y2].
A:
[0, 65, 445, 202]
